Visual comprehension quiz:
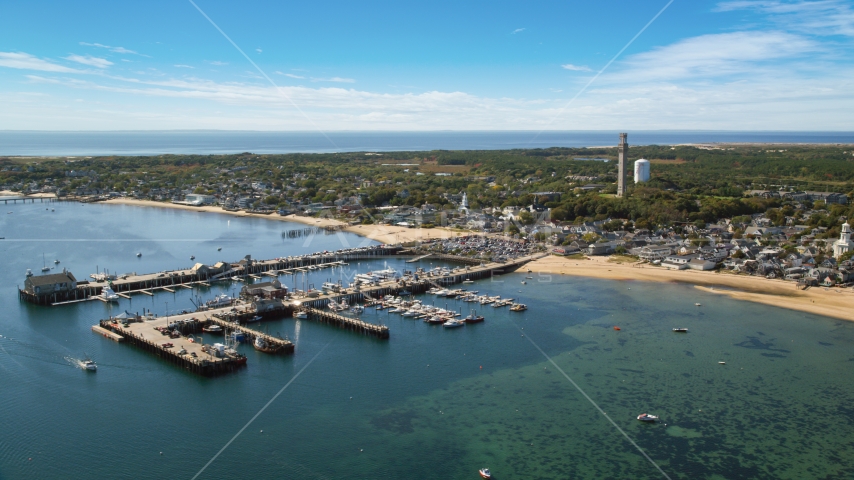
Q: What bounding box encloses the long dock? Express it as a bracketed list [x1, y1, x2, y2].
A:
[205, 316, 294, 353]
[302, 307, 389, 339]
[20, 245, 403, 305]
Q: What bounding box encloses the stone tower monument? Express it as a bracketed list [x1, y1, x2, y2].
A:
[617, 133, 628, 197]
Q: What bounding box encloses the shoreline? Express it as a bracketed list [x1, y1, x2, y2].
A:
[64, 197, 854, 321]
[103, 198, 466, 244]
[526, 255, 854, 322]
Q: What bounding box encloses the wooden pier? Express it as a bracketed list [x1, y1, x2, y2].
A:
[100, 317, 247, 376]
[205, 316, 294, 354]
[20, 245, 403, 306]
[301, 307, 389, 339]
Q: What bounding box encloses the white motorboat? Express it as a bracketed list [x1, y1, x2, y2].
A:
[443, 319, 465, 328]
[463, 279, 474, 284]
[637, 413, 659, 422]
[100, 286, 120, 302]
[82, 360, 97, 371]
[136, 252, 142, 257]
[203, 324, 223, 333]
[351, 305, 365, 314]
[479, 468, 492, 479]
[294, 311, 308, 319]
[246, 315, 262, 323]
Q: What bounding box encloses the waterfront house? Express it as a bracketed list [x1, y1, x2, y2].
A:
[242, 280, 288, 299]
[23, 270, 77, 295]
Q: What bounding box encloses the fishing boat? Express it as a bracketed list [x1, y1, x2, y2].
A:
[464, 311, 485, 323]
[443, 318, 465, 328]
[100, 286, 120, 302]
[253, 336, 280, 353]
[637, 413, 659, 422]
[672, 328, 688, 333]
[424, 315, 446, 324]
[479, 468, 492, 479]
[203, 324, 223, 334]
[229, 331, 246, 343]
[205, 294, 234, 308]
[294, 311, 308, 319]
[509, 303, 527, 312]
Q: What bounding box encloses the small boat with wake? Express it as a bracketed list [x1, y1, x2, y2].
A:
[479, 468, 492, 479]
[637, 413, 659, 422]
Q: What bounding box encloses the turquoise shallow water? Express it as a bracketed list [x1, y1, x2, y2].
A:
[2, 202, 854, 479]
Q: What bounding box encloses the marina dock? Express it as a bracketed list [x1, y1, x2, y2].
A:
[83, 247, 542, 376]
[301, 307, 390, 339]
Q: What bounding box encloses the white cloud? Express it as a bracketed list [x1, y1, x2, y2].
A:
[255, 48, 262, 53]
[79, 42, 147, 56]
[561, 63, 591, 71]
[7, 65, 854, 130]
[0, 52, 84, 73]
[206, 60, 228, 66]
[511, 28, 525, 34]
[276, 71, 305, 79]
[64, 54, 113, 68]
[174, 64, 194, 68]
[716, 0, 854, 36]
[312, 77, 355, 83]
[608, 31, 817, 82]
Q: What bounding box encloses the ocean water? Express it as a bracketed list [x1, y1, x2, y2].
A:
[2, 202, 854, 479]
[1, 130, 853, 156]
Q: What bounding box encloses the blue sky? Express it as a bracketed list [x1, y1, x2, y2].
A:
[1, 0, 852, 130]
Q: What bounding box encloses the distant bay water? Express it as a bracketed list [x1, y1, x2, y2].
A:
[1, 130, 853, 156]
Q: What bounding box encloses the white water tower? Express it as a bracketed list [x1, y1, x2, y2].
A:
[634, 159, 650, 183]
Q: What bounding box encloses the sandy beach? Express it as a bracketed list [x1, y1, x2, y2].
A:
[0, 190, 57, 198]
[527, 255, 854, 322]
[104, 198, 463, 244]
